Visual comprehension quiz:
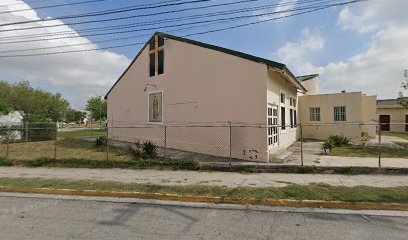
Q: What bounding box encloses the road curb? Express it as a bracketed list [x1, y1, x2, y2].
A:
[0, 187, 407, 211]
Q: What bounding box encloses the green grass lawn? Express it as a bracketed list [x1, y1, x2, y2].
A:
[383, 132, 408, 141]
[1, 138, 132, 162]
[57, 129, 106, 139]
[0, 178, 407, 204]
[394, 142, 408, 148]
[330, 145, 408, 158]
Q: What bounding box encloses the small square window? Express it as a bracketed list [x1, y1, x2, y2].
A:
[334, 106, 346, 122]
[281, 93, 285, 104]
[310, 107, 321, 121]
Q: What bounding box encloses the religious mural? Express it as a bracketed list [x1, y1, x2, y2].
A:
[148, 92, 163, 123]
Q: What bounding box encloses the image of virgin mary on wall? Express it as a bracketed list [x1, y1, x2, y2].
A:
[148, 92, 163, 123]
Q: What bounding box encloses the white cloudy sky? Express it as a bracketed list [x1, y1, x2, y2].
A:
[0, 0, 130, 109]
[273, 0, 408, 97]
[0, 0, 406, 109]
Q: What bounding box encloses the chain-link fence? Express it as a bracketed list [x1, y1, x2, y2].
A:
[1, 122, 407, 168]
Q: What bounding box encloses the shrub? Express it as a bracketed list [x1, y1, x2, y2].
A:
[337, 167, 355, 175]
[142, 141, 158, 159]
[327, 135, 350, 147]
[128, 141, 143, 160]
[24, 157, 55, 167]
[322, 140, 333, 155]
[0, 157, 13, 166]
[95, 136, 107, 147]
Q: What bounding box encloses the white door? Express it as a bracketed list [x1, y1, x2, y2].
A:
[268, 105, 278, 147]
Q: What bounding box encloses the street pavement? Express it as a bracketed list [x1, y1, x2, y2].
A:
[0, 167, 407, 188]
[0, 194, 407, 240]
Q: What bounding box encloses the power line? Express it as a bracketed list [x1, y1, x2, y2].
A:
[0, 0, 368, 58]
[0, 20, 233, 53]
[0, 0, 116, 14]
[0, 0, 57, 7]
[0, 0, 267, 33]
[0, 0, 212, 27]
[0, 0, 361, 46]
[0, 0, 306, 38]
[0, 2, 328, 45]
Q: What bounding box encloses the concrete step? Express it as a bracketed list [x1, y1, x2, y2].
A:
[269, 148, 293, 163]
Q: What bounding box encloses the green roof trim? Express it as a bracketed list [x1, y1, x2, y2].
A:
[105, 32, 305, 98]
[296, 74, 319, 82]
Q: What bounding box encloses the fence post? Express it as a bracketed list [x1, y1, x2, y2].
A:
[228, 121, 232, 166]
[6, 127, 10, 158]
[300, 123, 304, 166]
[106, 124, 109, 161]
[54, 122, 57, 160]
[164, 125, 167, 159]
[378, 122, 382, 168]
[25, 121, 28, 141]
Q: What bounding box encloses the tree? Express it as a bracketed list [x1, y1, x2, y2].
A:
[85, 96, 107, 121]
[65, 108, 86, 123]
[0, 80, 71, 122]
[399, 69, 408, 109]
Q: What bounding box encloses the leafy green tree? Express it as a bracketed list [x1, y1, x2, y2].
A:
[0, 80, 72, 122]
[85, 96, 107, 121]
[0, 101, 13, 114]
[399, 70, 408, 109]
[47, 93, 70, 122]
[65, 108, 87, 123]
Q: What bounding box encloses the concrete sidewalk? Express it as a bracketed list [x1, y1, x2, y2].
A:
[0, 167, 407, 188]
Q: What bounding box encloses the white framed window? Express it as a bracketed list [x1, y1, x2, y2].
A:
[334, 106, 346, 122]
[267, 104, 278, 147]
[309, 107, 321, 121]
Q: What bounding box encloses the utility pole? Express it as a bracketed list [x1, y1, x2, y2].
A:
[95, 94, 103, 131]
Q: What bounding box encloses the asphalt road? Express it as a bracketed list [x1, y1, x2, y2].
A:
[0, 195, 407, 240]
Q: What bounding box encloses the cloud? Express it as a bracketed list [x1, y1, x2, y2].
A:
[274, 0, 408, 99]
[256, 0, 298, 21]
[337, 0, 408, 34]
[0, 0, 131, 109]
[319, 25, 408, 97]
[274, 28, 324, 74]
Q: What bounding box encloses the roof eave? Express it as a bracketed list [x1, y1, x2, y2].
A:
[269, 66, 307, 93]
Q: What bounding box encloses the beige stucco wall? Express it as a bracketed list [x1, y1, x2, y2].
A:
[267, 70, 299, 155]
[301, 77, 320, 95]
[107, 36, 279, 161]
[377, 107, 408, 133]
[298, 92, 377, 141]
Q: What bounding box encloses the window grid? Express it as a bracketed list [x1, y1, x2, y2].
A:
[148, 35, 164, 77]
[334, 106, 346, 122]
[268, 106, 278, 146]
[309, 107, 321, 122]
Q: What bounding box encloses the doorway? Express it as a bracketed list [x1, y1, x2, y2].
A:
[379, 115, 390, 131]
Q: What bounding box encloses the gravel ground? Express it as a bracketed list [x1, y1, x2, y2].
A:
[0, 167, 407, 188]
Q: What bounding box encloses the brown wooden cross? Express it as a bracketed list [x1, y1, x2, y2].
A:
[148, 35, 164, 74]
